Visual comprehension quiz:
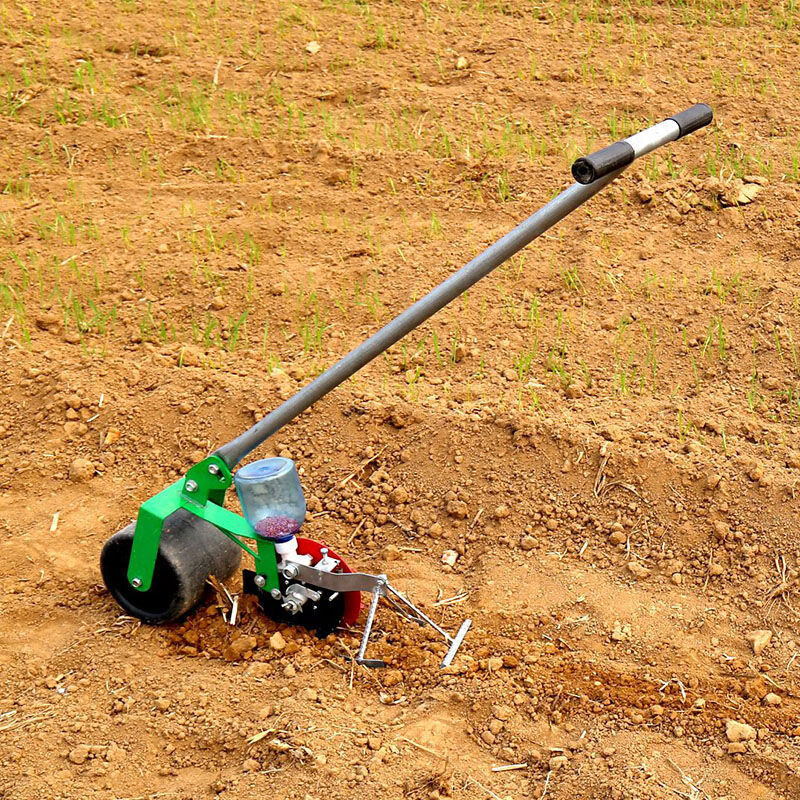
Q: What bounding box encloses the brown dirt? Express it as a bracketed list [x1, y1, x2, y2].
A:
[3, 1, 800, 798]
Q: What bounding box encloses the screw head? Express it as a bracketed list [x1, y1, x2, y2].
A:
[320, 547, 328, 558]
[253, 574, 266, 588]
[185, 480, 198, 493]
[131, 577, 143, 589]
[270, 588, 282, 600]
[208, 464, 220, 476]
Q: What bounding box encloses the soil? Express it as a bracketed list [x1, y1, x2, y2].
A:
[2, 1, 800, 798]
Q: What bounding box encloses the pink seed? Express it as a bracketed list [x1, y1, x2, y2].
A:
[254, 516, 301, 539]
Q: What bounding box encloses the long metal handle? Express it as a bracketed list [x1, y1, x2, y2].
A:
[214, 171, 619, 467]
[215, 103, 712, 468]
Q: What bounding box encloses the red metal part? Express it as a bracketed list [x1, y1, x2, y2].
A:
[295, 536, 362, 627]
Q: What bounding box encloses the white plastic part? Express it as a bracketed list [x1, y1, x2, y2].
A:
[274, 536, 299, 561]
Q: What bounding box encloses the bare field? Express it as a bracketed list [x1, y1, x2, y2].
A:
[2, 1, 800, 798]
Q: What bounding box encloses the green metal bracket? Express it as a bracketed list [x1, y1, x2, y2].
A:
[126, 455, 279, 594]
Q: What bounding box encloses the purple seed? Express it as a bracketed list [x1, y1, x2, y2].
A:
[254, 516, 301, 539]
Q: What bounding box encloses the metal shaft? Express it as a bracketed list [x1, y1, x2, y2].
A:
[215, 170, 621, 468]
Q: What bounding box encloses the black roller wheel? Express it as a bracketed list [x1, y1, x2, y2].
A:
[100, 508, 242, 624]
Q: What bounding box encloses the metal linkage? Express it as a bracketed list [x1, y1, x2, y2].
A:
[290, 563, 471, 668]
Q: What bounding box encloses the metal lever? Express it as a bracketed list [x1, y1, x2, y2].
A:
[292, 563, 472, 669]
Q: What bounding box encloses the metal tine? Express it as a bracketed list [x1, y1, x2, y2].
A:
[354, 578, 386, 665]
[385, 583, 452, 642]
[441, 619, 472, 669]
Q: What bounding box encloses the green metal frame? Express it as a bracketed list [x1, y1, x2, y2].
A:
[126, 455, 279, 593]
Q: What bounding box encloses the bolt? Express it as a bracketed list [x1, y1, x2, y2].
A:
[282, 598, 301, 614]
[185, 480, 198, 493]
[131, 577, 143, 589]
[270, 588, 282, 600]
[320, 547, 328, 558]
[208, 463, 220, 476]
[283, 563, 299, 580]
[253, 574, 266, 588]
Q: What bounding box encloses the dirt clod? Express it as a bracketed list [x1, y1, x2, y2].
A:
[726, 721, 757, 743]
[745, 630, 772, 656]
[68, 458, 95, 482]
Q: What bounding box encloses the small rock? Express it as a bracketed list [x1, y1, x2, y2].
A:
[68, 745, 91, 765]
[627, 561, 650, 579]
[230, 635, 257, 657]
[177, 345, 203, 367]
[494, 504, 510, 519]
[743, 677, 768, 700]
[326, 168, 348, 185]
[764, 693, 782, 706]
[725, 742, 747, 755]
[520, 535, 537, 551]
[283, 664, 296, 678]
[564, 383, 584, 399]
[105, 743, 125, 762]
[725, 720, 756, 742]
[488, 719, 504, 735]
[609, 530, 627, 545]
[306, 40, 320, 55]
[383, 669, 403, 687]
[549, 755, 569, 770]
[737, 183, 761, 204]
[69, 458, 95, 482]
[599, 423, 622, 441]
[487, 656, 503, 672]
[455, 55, 469, 70]
[154, 697, 171, 711]
[446, 500, 468, 519]
[391, 487, 409, 504]
[242, 758, 261, 772]
[441, 549, 458, 568]
[745, 629, 772, 656]
[36, 312, 61, 331]
[381, 544, 401, 561]
[269, 631, 286, 651]
[611, 620, 631, 642]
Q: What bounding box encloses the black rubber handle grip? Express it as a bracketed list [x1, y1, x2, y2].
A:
[571, 103, 714, 185]
[571, 141, 635, 186]
[668, 103, 713, 138]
